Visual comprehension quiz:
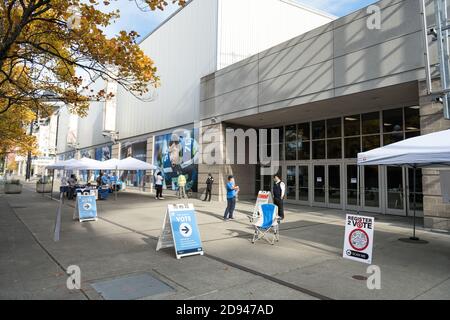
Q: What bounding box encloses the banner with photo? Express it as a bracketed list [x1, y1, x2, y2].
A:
[153, 128, 199, 192]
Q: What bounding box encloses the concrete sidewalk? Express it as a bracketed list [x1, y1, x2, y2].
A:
[1, 185, 449, 300]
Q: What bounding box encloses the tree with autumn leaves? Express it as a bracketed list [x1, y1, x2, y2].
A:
[0, 0, 185, 159]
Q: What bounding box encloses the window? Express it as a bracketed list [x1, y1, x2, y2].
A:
[327, 139, 342, 159]
[362, 135, 380, 152]
[312, 120, 326, 140]
[345, 137, 361, 158]
[344, 115, 361, 136]
[362, 112, 380, 135]
[405, 106, 420, 131]
[312, 140, 326, 159]
[285, 125, 296, 160]
[327, 118, 342, 138]
[297, 123, 310, 160]
[383, 108, 403, 133]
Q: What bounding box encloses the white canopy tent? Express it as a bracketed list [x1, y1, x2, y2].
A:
[103, 157, 158, 171]
[46, 158, 79, 170]
[358, 129, 450, 167]
[45, 157, 158, 242]
[357, 129, 450, 242]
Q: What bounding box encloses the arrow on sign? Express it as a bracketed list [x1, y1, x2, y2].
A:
[182, 226, 190, 234]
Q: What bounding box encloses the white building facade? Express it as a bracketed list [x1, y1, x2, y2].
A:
[56, 0, 335, 188]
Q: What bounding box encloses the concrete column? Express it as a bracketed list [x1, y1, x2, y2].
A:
[111, 143, 121, 159]
[419, 81, 450, 231]
[198, 122, 256, 202]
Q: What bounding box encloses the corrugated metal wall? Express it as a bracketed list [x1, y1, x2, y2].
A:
[217, 0, 335, 69]
[116, 0, 219, 140]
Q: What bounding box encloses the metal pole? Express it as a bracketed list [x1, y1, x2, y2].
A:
[50, 170, 55, 200]
[435, 0, 450, 119]
[25, 122, 33, 181]
[421, 0, 433, 94]
[357, 165, 360, 214]
[411, 166, 419, 241]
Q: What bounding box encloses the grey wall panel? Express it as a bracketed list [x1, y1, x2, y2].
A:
[334, 0, 422, 57]
[334, 32, 424, 88]
[199, 0, 428, 122]
[333, 0, 404, 29]
[335, 69, 425, 97]
[259, 31, 333, 81]
[201, 84, 258, 119]
[259, 60, 334, 106]
[208, 61, 259, 99]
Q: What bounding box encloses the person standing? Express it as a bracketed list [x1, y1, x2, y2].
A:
[203, 173, 214, 202]
[224, 175, 239, 221]
[67, 174, 77, 200]
[177, 173, 187, 199]
[155, 172, 164, 200]
[273, 174, 286, 220]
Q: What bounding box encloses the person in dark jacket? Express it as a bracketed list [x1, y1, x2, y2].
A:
[273, 174, 286, 220]
[203, 173, 214, 202]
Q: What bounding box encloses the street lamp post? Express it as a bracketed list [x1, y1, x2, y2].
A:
[25, 120, 35, 181]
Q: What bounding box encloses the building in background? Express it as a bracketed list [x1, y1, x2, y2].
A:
[55, 0, 335, 189]
[54, 0, 450, 231]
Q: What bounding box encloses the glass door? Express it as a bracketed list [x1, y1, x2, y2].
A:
[385, 166, 406, 216]
[346, 164, 359, 209]
[363, 165, 381, 212]
[313, 165, 326, 206]
[298, 165, 309, 203]
[328, 165, 341, 208]
[286, 166, 297, 201]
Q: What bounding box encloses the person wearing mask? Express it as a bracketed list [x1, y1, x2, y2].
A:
[203, 173, 214, 202]
[224, 175, 239, 221]
[273, 174, 286, 220]
[177, 173, 187, 199]
[155, 172, 164, 200]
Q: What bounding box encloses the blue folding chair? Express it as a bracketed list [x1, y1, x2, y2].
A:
[251, 203, 280, 245]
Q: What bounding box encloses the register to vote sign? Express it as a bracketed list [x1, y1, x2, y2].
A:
[169, 209, 203, 256]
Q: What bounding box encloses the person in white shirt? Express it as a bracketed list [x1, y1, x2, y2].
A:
[273, 174, 286, 220]
[155, 172, 164, 200]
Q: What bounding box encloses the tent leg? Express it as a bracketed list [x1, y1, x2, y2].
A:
[50, 170, 55, 200]
[410, 166, 420, 241]
[357, 165, 360, 214]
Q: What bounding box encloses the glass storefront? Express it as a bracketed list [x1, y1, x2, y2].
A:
[258, 106, 423, 216]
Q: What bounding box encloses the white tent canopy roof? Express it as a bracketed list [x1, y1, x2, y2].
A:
[358, 129, 450, 167]
[113, 157, 157, 171]
[46, 159, 78, 170]
[63, 157, 107, 170]
[46, 157, 157, 171]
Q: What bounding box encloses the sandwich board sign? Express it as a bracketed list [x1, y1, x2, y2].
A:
[73, 194, 98, 222]
[251, 191, 273, 222]
[343, 214, 374, 264]
[156, 204, 204, 259]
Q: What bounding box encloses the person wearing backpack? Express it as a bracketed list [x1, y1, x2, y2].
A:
[273, 174, 286, 220]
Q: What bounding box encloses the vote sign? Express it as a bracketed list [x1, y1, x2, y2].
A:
[157, 204, 203, 259]
[343, 214, 374, 264]
[170, 208, 203, 257]
[77, 195, 98, 222]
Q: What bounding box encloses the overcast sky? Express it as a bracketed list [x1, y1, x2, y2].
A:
[102, 0, 379, 40]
